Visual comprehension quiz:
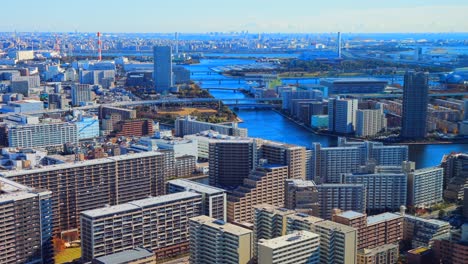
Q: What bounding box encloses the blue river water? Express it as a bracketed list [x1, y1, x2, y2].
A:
[185, 59, 468, 168]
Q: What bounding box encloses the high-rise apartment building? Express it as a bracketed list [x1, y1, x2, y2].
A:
[355, 108, 387, 137]
[253, 204, 358, 264]
[153, 46, 173, 93]
[258, 231, 320, 264]
[167, 179, 227, 221]
[115, 118, 154, 137]
[311, 139, 408, 183]
[328, 97, 358, 134]
[316, 183, 366, 219]
[403, 214, 451, 248]
[259, 140, 307, 179]
[175, 116, 247, 137]
[401, 71, 429, 138]
[1, 151, 169, 236]
[405, 162, 444, 207]
[189, 215, 253, 264]
[208, 137, 257, 188]
[7, 121, 78, 148]
[343, 166, 407, 213]
[441, 153, 468, 201]
[284, 179, 319, 215]
[332, 211, 403, 250]
[227, 164, 288, 224]
[71, 84, 92, 106]
[81, 191, 202, 262]
[0, 178, 53, 264]
[432, 228, 468, 264]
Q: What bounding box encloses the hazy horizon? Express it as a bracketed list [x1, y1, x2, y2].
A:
[2, 0, 467, 33]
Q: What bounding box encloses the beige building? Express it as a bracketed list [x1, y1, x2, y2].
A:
[227, 164, 288, 224]
[258, 231, 320, 264]
[189, 215, 253, 264]
[259, 140, 307, 179]
[355, 108, 387, 138]
[356, 243, 399, 264]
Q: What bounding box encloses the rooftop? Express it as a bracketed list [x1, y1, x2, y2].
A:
[414, 166, 443, 174]
[168, 179, 226, 195]
[407, 247, 430, 255]
[321, 77, 388, 84]
[404, 215, 450, 227]
[336, 210, 366, 220]
[185, 131, 253, 143]
[258, 231, 319, 249]
[190, 215, 252, 236]
[81, 203, 140, 218]
[314, 220, 357, 233]
[254, 204, 296, 216]
[81, 191, 201, 218]
[360, 243, 398, 256]
[286, 179, 317, 188]
[93, 247, 154, 264]
[129, 191, 201, 208]
[367, 212, 401, 225]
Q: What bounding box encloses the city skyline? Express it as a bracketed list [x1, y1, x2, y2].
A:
[1, 0, 467, 33]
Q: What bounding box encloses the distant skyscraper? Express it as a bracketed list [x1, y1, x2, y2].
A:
[328, 97, 358, 134]
[401, 71, 429, 138]
[337, 32, 342, 58]
[71, 84, 92, 106]
[153, 46, 173, 93]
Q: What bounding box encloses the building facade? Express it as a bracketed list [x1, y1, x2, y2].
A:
[316, 184, 366, 220]
[401, 71, 429, 138]
[7, 121, 78, 148]
[355, 108, 387, 138]
[81, 192, 202, 262]
[227, 165, 288, 224]
[0, 178, 53, 264]
[284, 179, 319, 215]
[153, 46, 173, 93]
[258, 231, 320, 264]
[356, 243, 399, 264]
[189, 215, 253, 264]
[1, 152, 169, 236]
[406, 163, 444, 207]
[259, 140, 307, 179]
[71, 84, 92, 106]
[343, 169, 407, 213]
[167, 179, 227, 221]
[328, 97, 358, 134]
[253, 204, 358, 264]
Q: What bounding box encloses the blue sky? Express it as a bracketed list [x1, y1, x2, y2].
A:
[1, 0, 467, 33]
